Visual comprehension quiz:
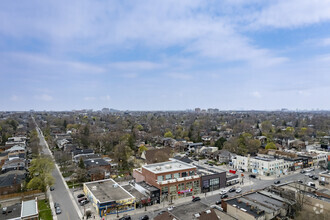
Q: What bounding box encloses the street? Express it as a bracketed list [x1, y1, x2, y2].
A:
[35, 122, 82, 220]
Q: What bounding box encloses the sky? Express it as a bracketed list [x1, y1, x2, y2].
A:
[1, 0, 330, 111]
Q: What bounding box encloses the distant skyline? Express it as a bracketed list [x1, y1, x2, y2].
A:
[1, 0, 330, 111]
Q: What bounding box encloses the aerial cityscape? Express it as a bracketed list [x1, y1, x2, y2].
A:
[1, 1, 330, 220]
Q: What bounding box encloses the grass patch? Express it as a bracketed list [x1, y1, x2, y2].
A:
[62, 171, 73, 178]
[38, 199, 53, 220]
[66, 181, 82, 188]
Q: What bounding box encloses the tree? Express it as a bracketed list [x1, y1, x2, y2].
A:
[164, 131, 174, 138]
[138, 145, 148, 153]
[265, 142, 277, 150]
[78, 157, 85, 169]
[27, 156, 55, 200]
[214, 137, 226, 150]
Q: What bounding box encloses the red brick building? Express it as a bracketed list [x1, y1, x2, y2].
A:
[133, 160, 200, 201]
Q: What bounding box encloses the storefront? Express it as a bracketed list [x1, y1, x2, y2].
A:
[201, 172, 226, 192]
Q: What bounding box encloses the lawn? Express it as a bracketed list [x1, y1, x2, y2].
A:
[38, 199, 53, 220]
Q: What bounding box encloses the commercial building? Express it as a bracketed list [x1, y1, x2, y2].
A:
[232, 155, 293, 176]
[223, 190, 295, 220]
[198, 168, 226, 193]
[133, 160, 200, 202]
[83, 179, 136, 217]
[319, 170, 330, 189]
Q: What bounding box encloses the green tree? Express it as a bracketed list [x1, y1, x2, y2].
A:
[164, 131, 174, 138]
[27, 156, 55, 199]
[265, 142, 277, 150]
[78, 157, 85, 169]
[214, 137, 226, 150]
[139, 145, 148, 153]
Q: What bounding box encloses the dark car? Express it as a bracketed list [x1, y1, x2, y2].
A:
[215, 200, 221, 205]
[274, 180, 281, 184]
[249, 174, 256, 178]
[309, 174, 314, 178]
[229, 188, 236, 193]
[139, 215, 149, 220]
[78, 197, 86, 202]
[77, 194, 85, 198]
[300, 170, 306, 174]
[221, 194, 228, 199]
[50, 186, 55, 191]
[192, 197, 201, 202]
[298, 180, 303, 183]
[312, 176, 318, 180]
[80, 200, 89, 206]
[209, 164, 214, 166]
[119, 216, 131, 220]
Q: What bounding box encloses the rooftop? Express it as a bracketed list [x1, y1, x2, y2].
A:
[21, 199, 38, 218]
[84, 179, 135, 203]
[1, 203, 21, 220]
[143, 160, 196, 174]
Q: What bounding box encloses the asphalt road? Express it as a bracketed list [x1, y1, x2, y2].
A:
[36, 124, 81, 220]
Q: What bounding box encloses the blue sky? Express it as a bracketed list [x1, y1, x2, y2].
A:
[1, 0, 330, 111]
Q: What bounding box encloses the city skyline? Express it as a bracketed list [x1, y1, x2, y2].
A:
[1, 1, 330, 111]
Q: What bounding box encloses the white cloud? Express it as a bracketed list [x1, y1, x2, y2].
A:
[35, 94, 53, 101]
[251, 0, 330, 28]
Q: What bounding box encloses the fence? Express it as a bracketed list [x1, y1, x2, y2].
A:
[0, 190, 42, 200]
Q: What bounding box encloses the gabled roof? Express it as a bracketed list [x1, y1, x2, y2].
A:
[0, 170, 27, 187]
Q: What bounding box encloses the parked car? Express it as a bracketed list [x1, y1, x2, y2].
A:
[77, 194, 85, 198]
[305, 173, 310, 176]
[236, 188, 242, 193]
[50, 186, 55, 191]
[209, 164, 214, 166]
[239, 169, 245, 172]
[221, 194, 228, 199]
[312, 176, 318, 180]
[309, 174, 314, 178]
[229, 188, 236, 193]
[307, 182, 316, 187]
[55, 206, 61, 215]
[210, 205, 223, 211]
[215, 200, 221, 205]
[119, 216, 131, 220]
[139, 215, 149, 220]
[300, 170, 306, 174]
[274, 180, 281, 184]
[192, 197, 201, 202]
[298, 180, 303, 184]
[249, 174, 256, 178]
[80, 200, 89, 206]
[54, 203, 60, 209]
[78, 197, 86, 202]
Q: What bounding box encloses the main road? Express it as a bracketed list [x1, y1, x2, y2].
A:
[34, 118, 82, 220]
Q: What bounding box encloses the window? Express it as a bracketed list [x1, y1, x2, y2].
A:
[173, 173, 180, 179]
[165, 174, 172, 180]
[189, 171, 195, 176]
[203, 180, 209, 188]
[162, 186, 168, 194]
[157, 175, 163, 182]
[182, 172, 187, 177]
[210, 178, 219, 186]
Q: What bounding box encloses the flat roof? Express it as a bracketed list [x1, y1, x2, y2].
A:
[21, 199, 38, 218]
[84, 179, 135, 203]
[143, 160, 196, 174]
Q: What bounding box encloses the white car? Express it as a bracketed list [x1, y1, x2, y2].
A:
[220, 190, 228, 195]
[167, 206, 174, 211]
[236, 188, 242, 193]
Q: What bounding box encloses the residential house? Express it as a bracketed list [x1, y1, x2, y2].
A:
[141, 148, 172, 164]
[0, 170, 27, 195]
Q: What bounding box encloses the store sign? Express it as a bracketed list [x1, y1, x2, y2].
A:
[229, 170, 236, 174]
[178, 189, 192, 194]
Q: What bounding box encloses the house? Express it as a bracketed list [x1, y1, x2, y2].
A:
[1, 203, 21, 220]
[141, 148, 172, 164]
[197, 209, 219, 220]
[2, 158, 26, 173]
[72, 149, 94, 161]
[211, 150, 233, 164]
[0, 170, 27, 195]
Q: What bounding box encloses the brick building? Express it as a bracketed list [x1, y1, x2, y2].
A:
[133, 160, 200, 202]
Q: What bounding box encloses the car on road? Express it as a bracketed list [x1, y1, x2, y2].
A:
[312, 176, 318, 180]
[192, 197, 201, 202]
[300, 170, 306, 174]
[77, 194, 85, 198]
[298, 180, 303, 183]
[55, 206, 61, 215]
[209, 164, 214, 166]
[139, 215, 149, 220]
[167, 206, 174, 211]
[274, 180, 281, 184]
[78, 197, 86, 202]
[210, 205, 223, 211]
[236, 188, 242, 193]
[229, 187, 236, 193]
[80, 200, 89, 206]
[249, 174, 256, 178]
[309, 174, 314, 178]
[221, 194, 228, 199]
[305, 173, 310, 176]
[54, 203, 60, 209]
[50, 186, 55, 191]
[119, 216, 131, 220]
[220, 190, 227, 195]
[239, 169, 245, 172]
[215, 200, 221, 205]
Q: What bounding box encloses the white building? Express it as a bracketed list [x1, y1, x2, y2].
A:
[232, 155, 293, 176]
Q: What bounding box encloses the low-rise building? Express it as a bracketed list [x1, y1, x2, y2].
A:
[21, 198, 39, 220]
[83, 179, 136, 217]
[319, 170, 330, 189]
[133, 160, 200, 202]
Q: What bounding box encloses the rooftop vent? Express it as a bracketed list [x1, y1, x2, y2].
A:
[194, 213, 200, 218]
[240, 208, 247, 212]
[113, 184, 119, 188]
[205, 210, 211, 214]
